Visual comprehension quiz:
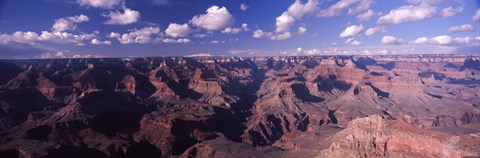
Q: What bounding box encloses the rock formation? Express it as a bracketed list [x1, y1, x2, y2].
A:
[0, 54, 479, 158]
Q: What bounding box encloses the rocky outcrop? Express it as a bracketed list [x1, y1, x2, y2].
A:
[321, 115, 480, 158]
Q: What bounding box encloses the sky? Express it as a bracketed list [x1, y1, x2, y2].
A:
[0, 0, 479, 58]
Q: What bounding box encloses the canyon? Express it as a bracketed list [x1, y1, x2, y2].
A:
[0, 54, 479, 158]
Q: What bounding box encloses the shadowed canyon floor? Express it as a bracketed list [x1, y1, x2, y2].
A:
[0, 54, 480, 158]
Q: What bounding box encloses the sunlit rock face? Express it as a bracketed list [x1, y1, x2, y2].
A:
[0, 54, 479, 158]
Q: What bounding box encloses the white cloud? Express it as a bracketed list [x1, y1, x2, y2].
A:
[162, 38, 191, 43]
[229, 45, 458, 56]
[448, 24, 475, 33]
[317, 0, 374, 17]
[377, 5, 436, 25]
[270, 32, 292, 40]
[241, 23, 249, 31]
[430, 35, 452, 45]
[108, 27, 160, 44]
[410, 35, 480, 46]
[210, 40, 221, 44]
[103, 8, 140, 25]
[221, 27, 242, 34]
[52, 15, 89, 32]
[177, 38, 191, 43]
[410, 37, 429, 44]
[364, 26, 387, 36]
[77, 0, 122, 9]
[55, 51, 66, 58]
[165, 23, 191, 37]
[473, 9, 480, 22]
[91, 39, 111, 45]
[253, 29, 272, 39]
[339, 24, 363, 38]
[38, 31, 97, 44]
[0, 15, 97, 45]
[286, 0, 319, 19]
[240, 4, 249, 11]
[72, 54, 98, 58]
[441, 6, 463, 17]
[190, 6, 233, 31]
[297, 26, 307, 35]
[351, 40, 361, 46]
[356, 10, 375, 21]
[275, 13, 295, 33]
[381, 36, 404, 45]
[4, 31, 40, 44]
[453, 36, 480, 46]
[347, 0, 375, 15]
[345, 38, 361, 45]
[186, 53, 212, 57]
[275, 0, 319, 33]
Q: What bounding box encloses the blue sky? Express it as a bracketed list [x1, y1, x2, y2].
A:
[0, 0, 479, 58]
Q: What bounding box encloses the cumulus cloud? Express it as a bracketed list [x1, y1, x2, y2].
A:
[38, 31, 97, 44]
[221, 27, 242, 34]
[297, 26, 307, 35]
[318, 0, 374, 17]
[72, 54, 99, 58]
[185, 53, 212, 57]
[339, 24, 363, 38]
[0, 15, 97, 45]
[410, 35, 480, 46]
[275, 13, 295, 33]
[377, 5, 436, 25]
[162, 38, 191, 43]
[356, 10, 376, 21]
[448, 24, 475, 33]
[473, 9, 480, 22]
[253, 29, 272, 39]
[430, 35, 452, 45]
[452, 36, 480, 46]
[270, 32, 292, 40]
[165, 23, 191, 38]
[1, 31, 39, 44]
[410, 37, 429, 44]
[77, 0, 122, 9]
[241, 23, 249, 31]
[240, 4, 249, 11]
[91, 39, 111, 45]
[275, 0, 319, 33]
[381, 36, 404, 45]
[103, 8, 140, 25]
[347, 0, 375, 15]
[52, 15, 89, 32]
[0, 30, 96, 45]
[190, 6, 233, 31]
[228, 45, 455, 56]
[364, 26, 387, 36]
[210, 40, 222, 44]
[345, 38, 361, 45]
[441, 6, 463, 17]
[108, 27, 160, 44]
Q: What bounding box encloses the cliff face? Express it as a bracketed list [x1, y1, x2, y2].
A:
[322, 115, 479, 158]
[0, 54, 479, 158]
